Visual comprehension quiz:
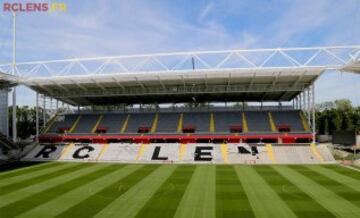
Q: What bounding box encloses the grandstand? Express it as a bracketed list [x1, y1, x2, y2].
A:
[0, 46, 360, 164]
[40, 109, 310, 143]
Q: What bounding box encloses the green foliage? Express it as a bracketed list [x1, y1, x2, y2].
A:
[316, 99, 360, 135]
[8, 106, 48, 139]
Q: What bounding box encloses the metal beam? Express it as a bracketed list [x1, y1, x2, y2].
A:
[134, 76, 145, 90]
[1, 45, 358, 78]
[70, 79, 88, 92]
[112, 77, 125, 91]
[91, 79, 106, 91]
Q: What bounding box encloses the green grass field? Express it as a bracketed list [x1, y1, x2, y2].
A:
[0, 162, 359, 218]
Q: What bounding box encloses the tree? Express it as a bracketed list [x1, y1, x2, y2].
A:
[315, 99, 359, 135]
[8, 106, 48, 140]
[316, 101, 335, 111]
[334, 99, 352, 111]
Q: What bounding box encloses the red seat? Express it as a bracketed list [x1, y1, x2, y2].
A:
[138, 126, 150, 133]
[230, 124, 242, 133]
[58, 127, 70, 133]
[277, 124, 291, 132]
[96, 126, 108, 134]
[183, 124, 196, 133]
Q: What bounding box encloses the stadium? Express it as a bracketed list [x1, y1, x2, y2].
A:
[1, 1, 360, 218]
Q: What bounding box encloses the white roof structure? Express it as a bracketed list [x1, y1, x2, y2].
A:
[0, 45, 359, 105]
[0, 72, 18, 89]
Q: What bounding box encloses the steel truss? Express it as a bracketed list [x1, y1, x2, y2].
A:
[0, 46, 359, 79]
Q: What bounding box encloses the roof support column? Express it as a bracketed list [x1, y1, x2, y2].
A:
[11, 12, 17, 142]
[43, 95, 46, 129]
[292, 98, 295, 109]
[36, 92, 39, 142]
[303, 90, 306, 114]
[312, 84, 316, 143]
[5, 89, 9, 138]
[12, 87, 16, 142]
[307, 87, 311, 126]
[299, 93, 302, 110]
[297, 96, 300, 110]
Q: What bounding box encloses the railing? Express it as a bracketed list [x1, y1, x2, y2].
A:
[46, 83, 308, 98]
[57, 105, 296, 115]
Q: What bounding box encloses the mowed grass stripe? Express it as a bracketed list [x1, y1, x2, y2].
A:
[290, 166, 360, 207]
[55, 165, 160, 218]
[0, 163, 101, 208]
[0, 163, 89, 195]
[351, 165, 360, 170]
[322, 165, 360, 180]
[234, 166, 296, 218]
[274, 166, 360, 218]
[0, 161, 60, 179]
[0, 162, 74, 188]
[174, 165, 215, 218]
[0, 164, 120, 218]
[94, 165, 177, 218]
[134, 165, 195, 218]
[216, 165, 254, 218]
[17, 165, 140, 218]
[255, 166, 335, 218]
[309, 165, 360, 192]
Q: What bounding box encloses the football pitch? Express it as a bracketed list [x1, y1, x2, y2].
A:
[0, 162, 359, 218]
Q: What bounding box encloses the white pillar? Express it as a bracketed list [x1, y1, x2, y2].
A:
[297, 96, 300, 109]
[12, 88, 16, 142]
[43, 95, 46, 128]
[36, 92, 39, 141]
[312, 84, 316, 143]
[11, 12, 17, 142]
[302, 91, 306, 112]
[307, 87, 311, 125]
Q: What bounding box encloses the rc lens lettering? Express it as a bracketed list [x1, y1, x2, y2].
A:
[3, 2, 67, 12]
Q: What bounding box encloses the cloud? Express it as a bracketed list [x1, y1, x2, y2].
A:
[198, 2, 214, 22]
[0, 0, 359, 106]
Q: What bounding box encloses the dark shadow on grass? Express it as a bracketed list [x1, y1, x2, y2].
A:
[0, 161, 45, 173]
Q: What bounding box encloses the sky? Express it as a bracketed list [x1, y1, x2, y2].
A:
[0, 0, 360, 106]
